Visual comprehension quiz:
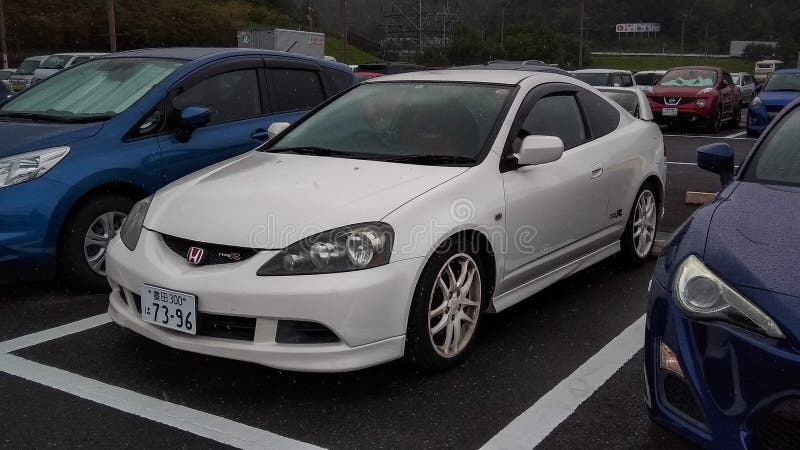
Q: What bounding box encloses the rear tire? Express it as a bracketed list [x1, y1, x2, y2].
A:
[59, 193, 133, 292]
[405, 238, 486, 372]
[620, 184, 659, 266]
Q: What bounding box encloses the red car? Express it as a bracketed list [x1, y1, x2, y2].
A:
[647, 66, 741, 133]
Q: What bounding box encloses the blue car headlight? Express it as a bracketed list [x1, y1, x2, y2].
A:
[673, 255, 785, 339]
[749, 96, 762, 110]
[0, 146, 70, 188]
[119, 196, 152, 251]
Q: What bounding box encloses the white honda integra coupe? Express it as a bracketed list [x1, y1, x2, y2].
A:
[106, 70, 665, 372]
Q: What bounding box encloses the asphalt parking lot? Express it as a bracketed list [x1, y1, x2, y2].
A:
[0, 127, 757, 450]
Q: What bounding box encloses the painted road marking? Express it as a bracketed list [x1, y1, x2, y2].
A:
[0, 313, 112, 354]
[667, 161, 740, 168]
[0, 354, 323, 450]
[0, 313, 321, 450]
[664, 134, 755, 140]
[724, 131, 747, 138]
[480, 315, 646, 450]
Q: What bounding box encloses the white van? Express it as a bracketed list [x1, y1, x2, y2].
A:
[754, 59, 784, 84]
[31, 53, 107, 84]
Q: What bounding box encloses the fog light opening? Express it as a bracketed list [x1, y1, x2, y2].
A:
[659, 341, 685, 379]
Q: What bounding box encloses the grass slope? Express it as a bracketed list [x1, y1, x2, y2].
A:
[590, 55, 754, 73]
[325, 36, 379, 65]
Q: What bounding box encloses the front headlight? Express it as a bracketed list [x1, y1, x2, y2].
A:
[695, 98, 707, 108]
[119, 196, 152, 251]
[750, 96, 762, 109]
[0, 146, 70, 188]
[673, 255, 785, 338]
[257, 222, 394, 276]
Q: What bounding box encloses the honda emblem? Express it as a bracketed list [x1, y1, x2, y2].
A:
[187, 247, 205, 265]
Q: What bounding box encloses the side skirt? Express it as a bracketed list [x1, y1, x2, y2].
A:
[489, 241, 621, 313]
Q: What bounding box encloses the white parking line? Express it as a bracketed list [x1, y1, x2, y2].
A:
[724, 131, 747, 139]
[0, 313, 322, 450]
[667, 161, 740, 168]
[0, 354, 323, 450]
[0, 313, 111, 354]
[480, 315, 646, 450]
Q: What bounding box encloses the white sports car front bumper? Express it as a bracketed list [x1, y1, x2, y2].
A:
[106, 229, 423, 372]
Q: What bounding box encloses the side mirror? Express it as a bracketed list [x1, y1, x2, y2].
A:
[175, 106, 210, 143]
[514, 135, 564, 167]
[267, 122, 290, 139]
[697, 143, 735, 185]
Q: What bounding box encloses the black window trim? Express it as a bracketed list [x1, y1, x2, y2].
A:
[264, 66, 327, 115]
[500, 82, 591, 172]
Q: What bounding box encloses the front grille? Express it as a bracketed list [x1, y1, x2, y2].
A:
[162, 234, 258, 266]
[663, 374, 706, 425]
[660, 97, 685, 106]
[750, 398, 800, 450]
[132, 294, 256, 342]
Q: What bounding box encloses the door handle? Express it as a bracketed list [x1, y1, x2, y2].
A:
[591, 164, 603, 179]
[251, 129, 270, 142]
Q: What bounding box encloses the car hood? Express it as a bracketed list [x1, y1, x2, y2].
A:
[649, 86, 716, 97]
[146, 151, 469, 249]
[0, 121, 104, 158]
[704, 181, 800, 298]
[757, 90, 800, 107]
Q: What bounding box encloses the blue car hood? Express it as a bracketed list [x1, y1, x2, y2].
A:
[704, 181, 800, 298]
[0, 121, 104, 158]
[758, 90, 800, 108]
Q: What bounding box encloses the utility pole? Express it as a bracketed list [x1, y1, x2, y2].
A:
[704, 23, 709, 56]
[307, 2, 313, 32]
[680, 15, 686, 56]
[578, 0, 584, 69]
[107, 0, 117, 52]
[0, 0, 7, 69]
[339, 0, 348, 63]
[418, 0, 422, 58]
[500, 3, 505, 50]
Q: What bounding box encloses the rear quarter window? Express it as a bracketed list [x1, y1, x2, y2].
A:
[577, 89, 620, 138]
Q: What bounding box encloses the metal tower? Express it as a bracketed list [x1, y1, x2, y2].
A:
[382, 0, 463, 59]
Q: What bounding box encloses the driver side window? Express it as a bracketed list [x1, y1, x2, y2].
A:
[172, 69, 262, 125]
[517, 94, 587, 150]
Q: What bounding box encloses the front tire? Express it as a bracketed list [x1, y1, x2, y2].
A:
[59, 193, 133, 292]
[706, 107, 722, 134]
[620, 185, 659, 266]
[405, 239, 486, 372]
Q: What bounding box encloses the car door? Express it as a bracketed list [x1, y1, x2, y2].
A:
[500, 84, 610, 290]
[263, 59, 328, 126]
[158, 58, 270, 182]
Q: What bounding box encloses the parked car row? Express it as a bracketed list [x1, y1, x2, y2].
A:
[6, 52, 106, 93]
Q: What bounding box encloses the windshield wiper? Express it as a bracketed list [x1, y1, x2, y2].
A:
[385, 154, 477, 165]
[0, 112, 112, 123]
[269, 146, 359, 158]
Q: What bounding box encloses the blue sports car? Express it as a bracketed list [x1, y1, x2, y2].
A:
[646, 97, 800, 449]
[747, 68, 800, 136]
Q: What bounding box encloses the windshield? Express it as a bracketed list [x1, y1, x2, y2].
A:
[633, 73, 662, 86]
[268, 82, 513, 162]
[1, 58, 184, 120]
[743, 108, 800, 187]
[764, 73, 800, 92]
[573, 72, 611, 86]
[659, 69, 717, 87]
[16, 59, 41, 75]
[40, 55, 72, 70]
[732, 74, 741, 84]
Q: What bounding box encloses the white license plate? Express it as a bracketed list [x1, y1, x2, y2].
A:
[662, 108, 678, 117]
[141, 285, 197, 335]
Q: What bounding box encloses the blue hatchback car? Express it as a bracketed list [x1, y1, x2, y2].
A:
[746, 68, 800, 136]
[0, 48, 353, 290]
[646, 97, 800, 449]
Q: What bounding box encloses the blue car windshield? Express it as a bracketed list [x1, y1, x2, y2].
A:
[0, 58, 184, 120]
[743, 108, 800, 187]
[764, 73, 800, 92]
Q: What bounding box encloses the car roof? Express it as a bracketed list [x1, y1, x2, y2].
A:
[773, 68, 800, 74]
[49, 52, 107, 57]
[365, 69, 561, 85]
[104, 47, 349, 72]
[453, 63, 570, 76]
[573, 68, 631, 74]
[634, 70, 666, 74]
[24, 55, 49, 61]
